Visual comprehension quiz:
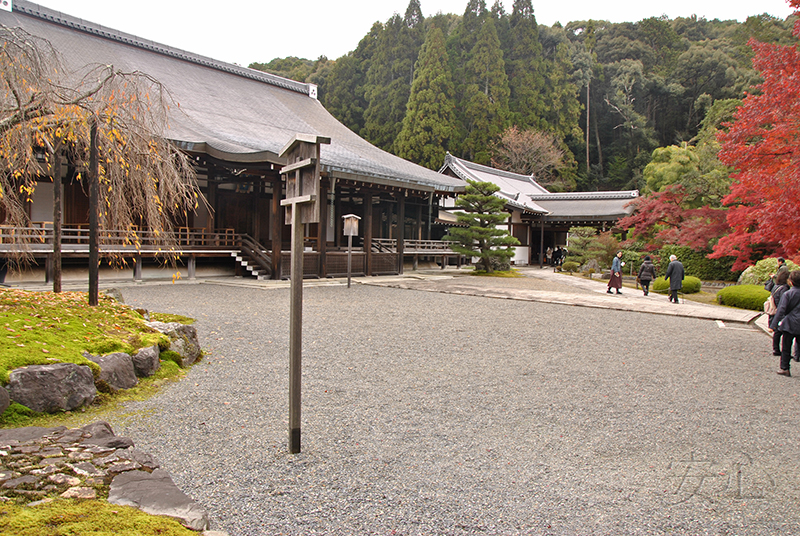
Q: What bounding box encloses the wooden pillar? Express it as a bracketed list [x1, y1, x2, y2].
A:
[397, 194, 405, 275]
[271, 177, 282, 279]
[188, 255, 196, 279]
[318, 183, 328, 277]
[252, 181, 262, 243]
[134, 255, 143, 281]
[364, 192, 373, 276]
[207, 172, 217, 232]
[539, 216, 545, 268]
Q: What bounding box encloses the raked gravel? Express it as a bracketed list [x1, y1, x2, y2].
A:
[112, 279, 797, 536]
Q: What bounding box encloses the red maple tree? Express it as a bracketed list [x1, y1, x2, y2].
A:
[711, 0, 800, 270]
[618, 184, 729, 250]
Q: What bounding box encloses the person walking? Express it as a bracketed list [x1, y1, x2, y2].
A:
[770, 270, 800, 377]
[607, 251, 624, 295]
[765, 257, 789, 292]
[768, 270, 791, 357]
[637, 255, 657, 296]
[664, 254, 684, 303]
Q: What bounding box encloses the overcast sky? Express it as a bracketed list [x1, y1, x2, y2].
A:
[27, 0, 797, 66]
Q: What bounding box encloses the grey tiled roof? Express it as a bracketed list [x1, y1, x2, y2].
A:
[4, 1, 464, 193]
[440, 154, 638, 220]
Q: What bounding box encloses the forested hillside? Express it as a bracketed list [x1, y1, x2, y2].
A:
[250, 0, 796, 193]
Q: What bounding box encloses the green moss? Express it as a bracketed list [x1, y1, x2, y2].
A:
[470, 269, 522, 278]
[0, 289, 156, 384]
[159, 350, 184, 368]
[150, 312, 195, 325]
[716, 284, 770, 311]
[0, 499, 197, 535]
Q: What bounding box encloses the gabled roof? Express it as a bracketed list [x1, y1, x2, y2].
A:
[3, 1, 464, 194]
[440, 153, 549, 214]
[439, 154, 639, 222]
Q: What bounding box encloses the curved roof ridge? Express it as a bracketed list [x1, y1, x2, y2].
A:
[13, 0, 315, 97]
[529, 191, 639, 201]
[443, 153, 548, 192]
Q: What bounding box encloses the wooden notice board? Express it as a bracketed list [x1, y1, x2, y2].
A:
[279, 134, 331, 225]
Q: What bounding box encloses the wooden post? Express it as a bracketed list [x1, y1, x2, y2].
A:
[364, 192, 373, 276]
[88, 119, 99, 306]
[279, 133, 330, 454]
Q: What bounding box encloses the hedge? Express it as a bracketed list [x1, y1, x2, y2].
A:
[651, 275, 702, 294]
[561, 261, 580, 273]
[656, 245, 741, 282]
[716, 285, 770, 311]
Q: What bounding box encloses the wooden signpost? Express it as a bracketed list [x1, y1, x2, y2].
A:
[279, 133, 330, 454]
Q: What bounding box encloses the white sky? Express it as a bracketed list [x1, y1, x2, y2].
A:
[25, 0, 797, 66]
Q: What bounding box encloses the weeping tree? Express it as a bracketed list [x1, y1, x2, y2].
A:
[0, 26, 207, 301]
[444, 179, 519, 273]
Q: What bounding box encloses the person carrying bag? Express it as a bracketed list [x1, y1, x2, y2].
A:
[770, 270, 800, 377]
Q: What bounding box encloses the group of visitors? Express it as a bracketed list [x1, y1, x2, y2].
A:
[605, 252, 684, 302]
[765, 258, 800, 377]
[545, 246, 566, 267]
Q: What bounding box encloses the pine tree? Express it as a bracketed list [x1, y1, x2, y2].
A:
[461, 17, 510, 164]
[396, 26, 456, 170]
[444, 179, 519, 273]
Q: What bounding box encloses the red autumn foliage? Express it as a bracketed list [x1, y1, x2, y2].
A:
[618, 184, 729, 251]
[711, 0, 800, 270]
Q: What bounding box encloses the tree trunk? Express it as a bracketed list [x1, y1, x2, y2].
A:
[51, 145, 62, 293]
[585, 81, 591, 173]
[88, 120, 99, 306]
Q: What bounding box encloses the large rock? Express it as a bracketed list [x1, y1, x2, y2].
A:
[0, 385, 9, 415]
[108, 469, 210, 531]
[7, 364, 96, 413]
[132, 345, 160, 378]
[78, 421, 134, 450]
[85, 353, 138, 392]
[146, 322, 201, 367]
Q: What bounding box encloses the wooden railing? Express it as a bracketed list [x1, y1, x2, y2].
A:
[0, 226, 241, 252]
[371, 238, 457, 254]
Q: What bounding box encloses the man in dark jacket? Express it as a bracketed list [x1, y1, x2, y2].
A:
[771, 270, 800, 377]
[765, 257, 789, 292]
[664, 254, 684, 303]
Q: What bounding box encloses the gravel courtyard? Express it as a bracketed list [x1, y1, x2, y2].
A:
[116, 279, 796, 535]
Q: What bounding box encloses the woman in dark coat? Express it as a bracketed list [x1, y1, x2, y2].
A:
[637, 255, 656, 296]
[769, 270, 791, 357]
[771, 270, 800, 377]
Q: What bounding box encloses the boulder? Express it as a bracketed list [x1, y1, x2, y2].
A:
[108, 469, 210, 531]
[132, 345, 160, 378]
[103, 288, 125, 303]
[0, 426, 66, 445]
[0, 385, 9, 415]
[79, 421, 134, 450]
[146, 322, 201, 367]
[85, 353, 138, 392]
[7, 364, 96, 413]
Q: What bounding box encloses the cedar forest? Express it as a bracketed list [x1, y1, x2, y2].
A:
[249, 0, 800, 270]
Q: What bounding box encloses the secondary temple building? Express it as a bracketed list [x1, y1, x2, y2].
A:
[438, 154, 639, 266]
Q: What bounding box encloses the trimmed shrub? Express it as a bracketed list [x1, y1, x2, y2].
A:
[738, 257, 800, 286]
[562, 261, 579, 273]
[650, 275, 702, 294]
[716, 285, 770, 311]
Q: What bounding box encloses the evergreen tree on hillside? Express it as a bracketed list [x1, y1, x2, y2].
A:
[322, 23, 381, 135]
[461, 17, 510, 164]
[362, 1, 425, 152]
[507, 0, 547, 131]
[396, 26, 456, 169]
